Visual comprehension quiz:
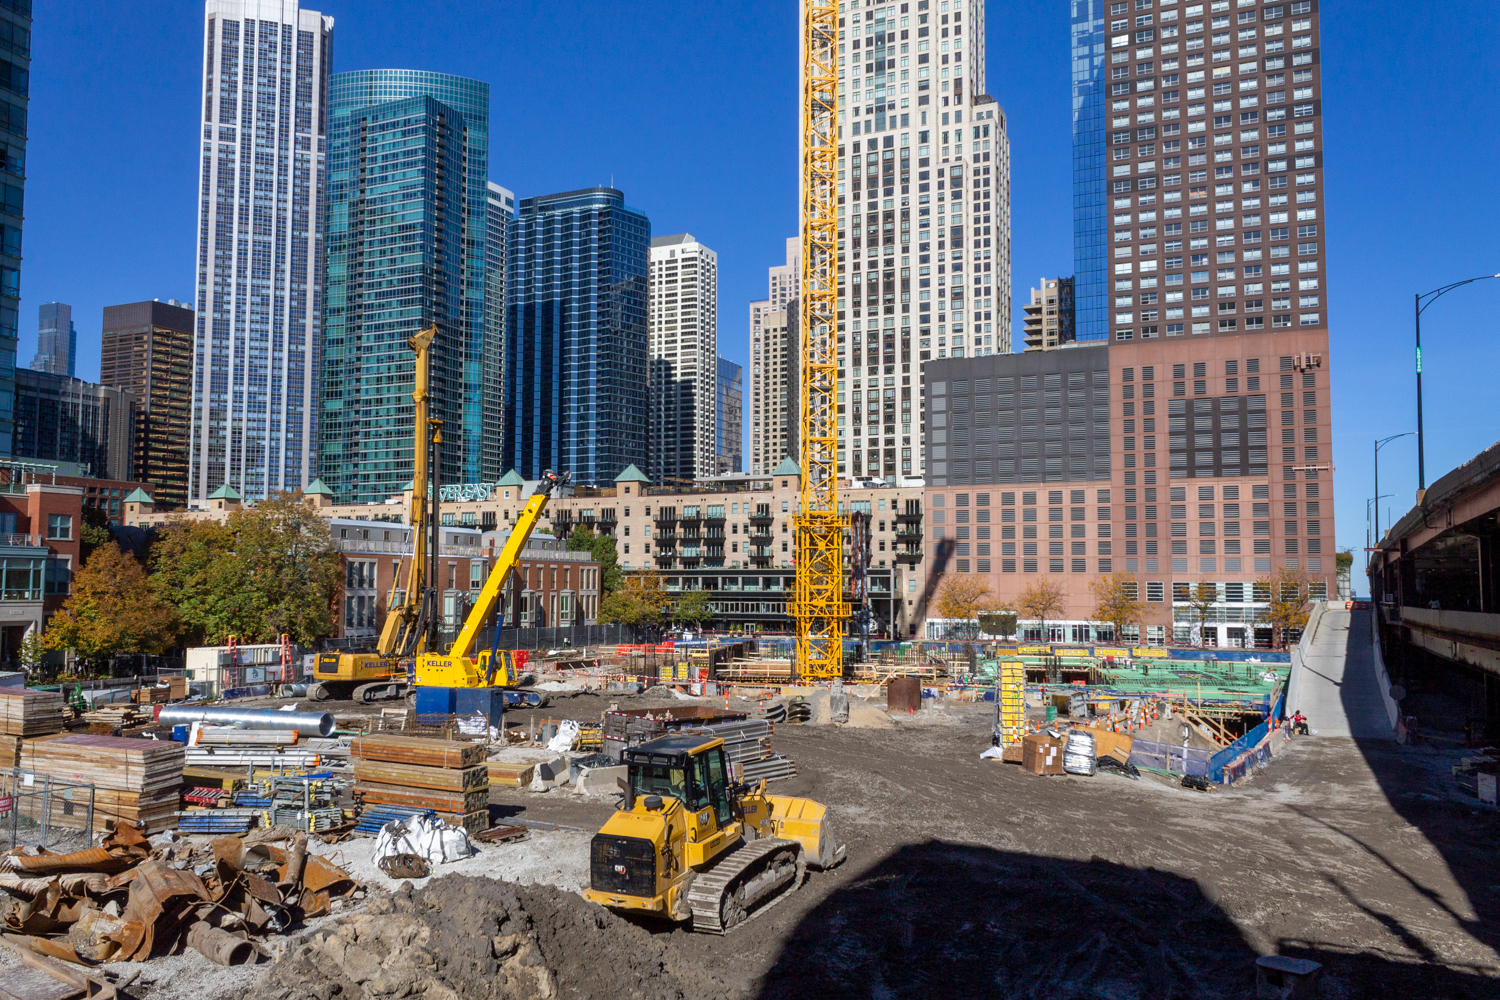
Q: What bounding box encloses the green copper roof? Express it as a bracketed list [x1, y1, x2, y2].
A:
[123, 488, 154, 503]
[207, 483, 242, 501]
[497, 470, 526, 487]
[303, 478, 334, 496]
[771, 458, 801, 476]
[615, 464, 650, 483]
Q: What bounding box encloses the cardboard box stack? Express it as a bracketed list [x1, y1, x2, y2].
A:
[1021, 730, 1066, 776]
[351, 734, 490, 835]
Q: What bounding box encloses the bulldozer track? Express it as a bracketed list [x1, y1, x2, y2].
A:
[687, 837, 804, 935]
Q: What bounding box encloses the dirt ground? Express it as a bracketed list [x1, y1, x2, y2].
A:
[498, 693, 1500, 999]
[17, 688, 1491, 999]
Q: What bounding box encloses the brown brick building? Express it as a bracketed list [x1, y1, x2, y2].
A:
[100, 300, 194, 509]
[923, 325, 1332, 645]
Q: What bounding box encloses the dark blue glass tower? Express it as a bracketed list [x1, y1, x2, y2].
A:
[321, 70, 494, 502]
[1071, 0, 1108, 342]
[505, 188, 649, 486]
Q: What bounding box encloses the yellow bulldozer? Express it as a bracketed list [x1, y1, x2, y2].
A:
[583, 732, 844, 933]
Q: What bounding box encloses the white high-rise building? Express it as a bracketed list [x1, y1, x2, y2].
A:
[838, 0, 1010, 483]
[189, 1, 332, 505]
[648, 234, 718, 483]
[749, 236, 802, 475]
[768, 236, 800, 310]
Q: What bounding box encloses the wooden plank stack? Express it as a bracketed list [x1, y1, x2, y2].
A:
[350, 735, 490, 834]
[20, 733, 186, 832]
[0, 687, 66, 767]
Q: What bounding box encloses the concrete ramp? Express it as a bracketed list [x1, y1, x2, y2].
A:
[1286, 608, 1396, 739]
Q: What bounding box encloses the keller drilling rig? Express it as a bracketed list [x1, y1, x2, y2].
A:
[791, 0, 848, 682]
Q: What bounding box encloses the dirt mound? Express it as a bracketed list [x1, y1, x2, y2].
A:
[257, 875, 729, 1000]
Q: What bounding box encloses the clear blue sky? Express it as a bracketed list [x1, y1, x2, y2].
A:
[19, 1, 1500, 579]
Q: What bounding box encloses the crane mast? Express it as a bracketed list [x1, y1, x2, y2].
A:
[793, 0, 847, 680]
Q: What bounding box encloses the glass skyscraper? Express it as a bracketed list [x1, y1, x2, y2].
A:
[320, 69, 496, 502]
[191, 1, 331, 504]
[32, 302, 74, 377]
[716, 356, 742, 475]
[505, 188, 649, 486]
[1071, 0, 1108, 342]
[0, 1, 30, 456]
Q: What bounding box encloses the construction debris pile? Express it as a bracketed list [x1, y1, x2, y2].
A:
[258, 874, 730, 1000]
[0, 822, 358, 976]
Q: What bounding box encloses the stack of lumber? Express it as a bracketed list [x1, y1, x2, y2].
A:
[20, 733, 186, 832]
[351, 734, 489, 834]
[82, 703, 154, 734]
[0, 687, 65, 766]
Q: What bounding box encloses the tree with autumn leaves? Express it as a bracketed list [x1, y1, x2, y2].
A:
[42, 542, 178, 671]
[1088, 571, 1149, 644]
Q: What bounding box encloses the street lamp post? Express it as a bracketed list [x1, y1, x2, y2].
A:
[1366, 494, 1393, 553]
[1415, 273, 1500, 492]
[1374, 433, 1414, 544]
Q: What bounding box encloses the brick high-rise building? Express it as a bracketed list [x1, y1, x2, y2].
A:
[1074, 0, 1324, 346]
[101, 299, 195, 508]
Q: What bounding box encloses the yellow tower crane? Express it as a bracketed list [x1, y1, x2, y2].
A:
[792, 0, 847, 681]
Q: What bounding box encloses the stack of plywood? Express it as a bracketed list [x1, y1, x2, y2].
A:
[0, 687, 66, 766]
[20, 733, 186, 832]
[350, 734, 489, 834]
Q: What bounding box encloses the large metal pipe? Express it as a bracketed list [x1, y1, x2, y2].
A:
[157, 705, 335, 737]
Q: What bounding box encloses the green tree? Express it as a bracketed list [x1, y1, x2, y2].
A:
[43, 543, 179, 669]
[596, 571, 670, 629]
[978, 608, 1019, 640]
[671, 590, 714, 628]
[566, 525, 623, 594]
[150, 492, 342, 646]
[79, 502, 113, 564]
[16, 632, 47, 678]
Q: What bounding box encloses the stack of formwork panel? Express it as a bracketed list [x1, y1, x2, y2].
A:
[0, 688, 65, 765]
[20, 733, 186, 832]
[350, 734, 489, 835]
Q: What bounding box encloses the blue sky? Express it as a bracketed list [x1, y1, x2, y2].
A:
[19, 1, 1500, 578]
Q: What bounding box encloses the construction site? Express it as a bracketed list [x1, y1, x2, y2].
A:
[0, 3, 1495, 999]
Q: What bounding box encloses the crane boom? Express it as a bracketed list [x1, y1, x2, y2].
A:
[447, 470, 567, 662]
[792, 0, 846, 680]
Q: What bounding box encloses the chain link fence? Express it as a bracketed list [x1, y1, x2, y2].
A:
[0, 769, 96, 853]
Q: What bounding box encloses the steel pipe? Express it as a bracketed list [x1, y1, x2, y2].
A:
[158, 705, 335, 737]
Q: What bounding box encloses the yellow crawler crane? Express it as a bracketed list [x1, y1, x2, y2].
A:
[792, 0, 847, 680]
[413, 470, 569, 689]
[583, 733, 844, 933]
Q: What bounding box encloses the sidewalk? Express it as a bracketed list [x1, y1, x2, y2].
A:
[1287, 607, 1393, 739]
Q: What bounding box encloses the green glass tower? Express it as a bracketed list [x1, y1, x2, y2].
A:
[321, 70, 496, 503]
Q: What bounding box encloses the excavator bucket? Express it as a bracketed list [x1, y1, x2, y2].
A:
[764, 793, 846, 870]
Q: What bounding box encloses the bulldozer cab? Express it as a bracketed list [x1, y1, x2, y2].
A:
[624, 735, 734, 830]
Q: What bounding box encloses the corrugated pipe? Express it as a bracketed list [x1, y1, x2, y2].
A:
[158, 705, 335, 737]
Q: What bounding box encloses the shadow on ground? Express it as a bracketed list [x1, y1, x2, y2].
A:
[754, 840, 1497, 999]
[1338, 610, 1500, 970]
